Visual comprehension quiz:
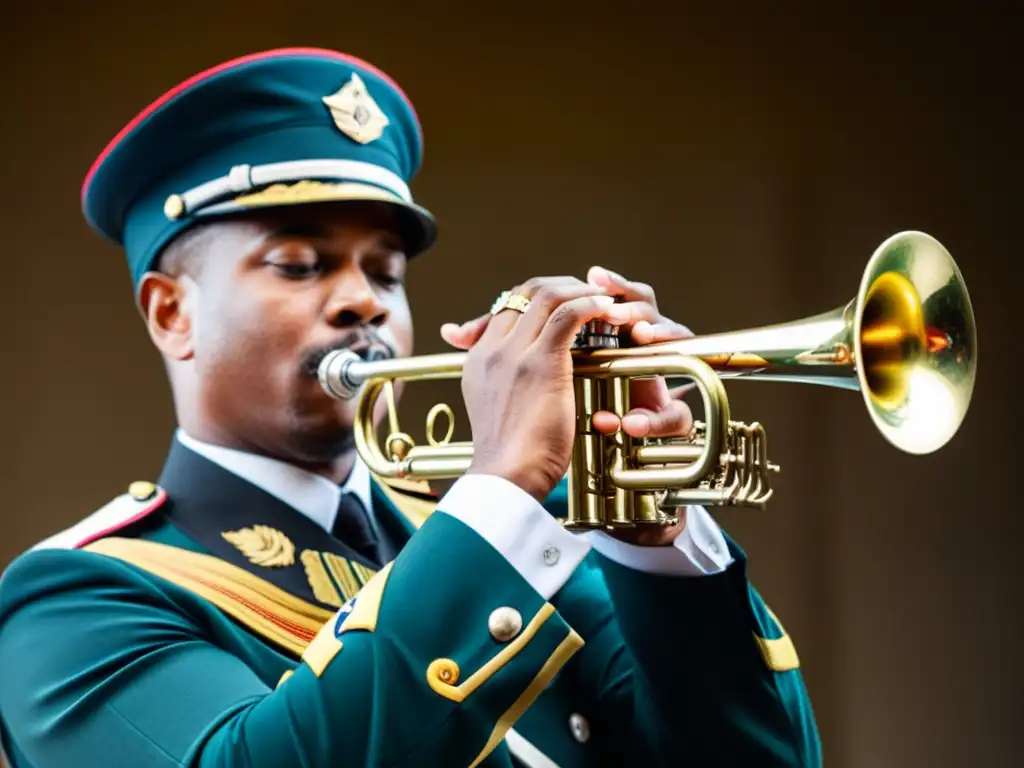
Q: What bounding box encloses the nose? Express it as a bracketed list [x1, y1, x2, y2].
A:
[324, 268, 389, 329]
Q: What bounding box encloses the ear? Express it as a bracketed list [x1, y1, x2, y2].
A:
[137, 271, 195, 361]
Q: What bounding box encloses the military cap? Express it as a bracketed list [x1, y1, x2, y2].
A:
[81, 47, 436, 289]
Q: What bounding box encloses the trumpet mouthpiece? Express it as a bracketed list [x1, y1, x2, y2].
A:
[363, 341, 395, 363]
[318, 349, 364, 399]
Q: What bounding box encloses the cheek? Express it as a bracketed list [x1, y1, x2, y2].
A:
[386, 297, 414, 355]
[193, 289, 309, 380]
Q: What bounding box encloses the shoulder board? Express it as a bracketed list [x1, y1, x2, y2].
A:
[32, 481, 168, 551]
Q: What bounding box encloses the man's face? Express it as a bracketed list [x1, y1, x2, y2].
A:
[158, 201, 414, 464]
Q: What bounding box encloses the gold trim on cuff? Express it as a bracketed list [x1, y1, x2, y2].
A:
[426, 603, 556, 703]
[469, 629, 585, 767]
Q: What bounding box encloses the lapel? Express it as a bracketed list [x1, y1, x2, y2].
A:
[158, 439, 388, 612]
[155, 439, 438, 616]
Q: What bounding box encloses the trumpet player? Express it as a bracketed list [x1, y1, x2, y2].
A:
[0, 48, 821, 767]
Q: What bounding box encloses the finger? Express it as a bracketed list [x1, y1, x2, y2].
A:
[631, 319, 694, 345]
[591, 410, 620, 435]
[509, 277, 610, 343]
[534, 293, 619, 351]
[597, 300, 661, 330]
[440, 313, 492, 349]
[587, 266, 657, 308]
[667, 381, 699, 399]
[487, 276, 586, 343]
[621, 400, 694, 438]
[627, 373, 687, 431]
[629, 374, 671, 414]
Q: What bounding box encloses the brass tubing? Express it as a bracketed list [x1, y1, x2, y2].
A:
[634, 444, 705, 464]
[566, 377, 608, 528]
[574, 354, 730, 491]
[609, 377, 635, 526]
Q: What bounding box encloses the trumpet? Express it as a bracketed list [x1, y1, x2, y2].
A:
[319, 231, 977, 530]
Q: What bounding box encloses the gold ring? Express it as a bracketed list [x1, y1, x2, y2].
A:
[490, 290, 531, 316]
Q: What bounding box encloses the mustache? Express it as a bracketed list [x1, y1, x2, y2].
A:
[301, 328, 396, 377]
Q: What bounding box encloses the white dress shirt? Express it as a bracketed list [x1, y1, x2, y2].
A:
[176, 429, 374, 533]
[177, 429, 733, 602]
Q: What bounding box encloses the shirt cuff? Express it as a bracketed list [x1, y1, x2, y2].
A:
[587, 506, 734, 576]
[435, 474, 592, 600]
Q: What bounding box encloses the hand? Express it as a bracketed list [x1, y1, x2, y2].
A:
[585, 266, 699, 545]
[442, 277, 627, 502]
[585, 266, 696, 441]
[441, 270, 698, 546]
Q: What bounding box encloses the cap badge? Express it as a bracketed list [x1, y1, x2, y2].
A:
[221, 525, 296, 568]
[322, 73, 390, 144]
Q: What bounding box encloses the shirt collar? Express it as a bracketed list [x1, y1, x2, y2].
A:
[174, 428, 373, 534]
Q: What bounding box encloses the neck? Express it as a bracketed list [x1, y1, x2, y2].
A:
[307, 449, 358, 486]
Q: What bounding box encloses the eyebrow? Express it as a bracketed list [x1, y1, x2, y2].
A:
[267, 221, 334, 240]
[266, 220, 406, 253]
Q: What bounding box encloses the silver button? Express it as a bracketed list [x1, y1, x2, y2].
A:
[710, 542, 721, 555]
[488, 607, 523, 642]
[568, 712, 590, 743]
[543, 546, 561, 566]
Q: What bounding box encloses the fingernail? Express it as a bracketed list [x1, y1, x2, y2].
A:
[604, 268, 626, 282]
[623, 414, 651, 436]
[594, 295, 615, 308]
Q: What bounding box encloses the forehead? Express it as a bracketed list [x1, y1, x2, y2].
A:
[184, 201, 408, 255]
[244, 201, 405, 240]
[158, 201, 410, 277]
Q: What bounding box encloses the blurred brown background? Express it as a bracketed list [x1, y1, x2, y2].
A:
[1, 2, 1019, 766]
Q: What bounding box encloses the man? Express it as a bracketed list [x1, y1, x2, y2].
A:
[0, 48, 820, 767]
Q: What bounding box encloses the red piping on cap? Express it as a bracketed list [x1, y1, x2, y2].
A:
[81, 47, 420, 204]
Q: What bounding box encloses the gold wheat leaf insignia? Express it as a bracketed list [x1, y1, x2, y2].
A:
[221, 525, 296, 568]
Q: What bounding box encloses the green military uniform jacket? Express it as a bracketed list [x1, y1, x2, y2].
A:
[0, 439, 820, 767]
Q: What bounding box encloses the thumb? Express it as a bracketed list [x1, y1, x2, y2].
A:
[440, 313, 491, 349]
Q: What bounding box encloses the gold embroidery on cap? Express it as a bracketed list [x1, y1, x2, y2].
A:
[221, 525, 296, 568]
[233, 180, 400, 208]
[322, 73, 390, 144]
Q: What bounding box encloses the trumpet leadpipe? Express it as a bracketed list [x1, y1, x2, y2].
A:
[318, 349, 467, 398]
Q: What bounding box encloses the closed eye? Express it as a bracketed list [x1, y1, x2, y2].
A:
[274, 262, 321, 279]
[371, 272, 404, 289]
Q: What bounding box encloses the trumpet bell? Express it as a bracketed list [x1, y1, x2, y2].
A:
[853, 231, 977, 454]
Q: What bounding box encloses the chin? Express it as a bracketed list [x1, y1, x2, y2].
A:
[286, 422, 357, 464]
[282, 397, 360, 463]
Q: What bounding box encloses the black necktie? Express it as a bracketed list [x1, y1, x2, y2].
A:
[331, 493, 383, 568]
